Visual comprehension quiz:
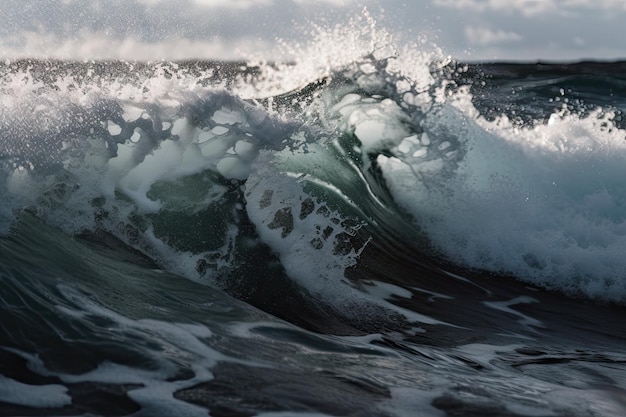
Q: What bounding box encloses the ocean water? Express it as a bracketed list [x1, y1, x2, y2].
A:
[2, 16, 626, 417]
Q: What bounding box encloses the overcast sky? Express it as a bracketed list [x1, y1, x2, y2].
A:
[1, 0, 625, 62]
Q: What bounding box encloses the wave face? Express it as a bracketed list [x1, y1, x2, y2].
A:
[3, 56, 626, 304]
[2, 16, 626, 417]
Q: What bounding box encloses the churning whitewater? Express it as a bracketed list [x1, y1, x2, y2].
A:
[2, 12, 626, 417]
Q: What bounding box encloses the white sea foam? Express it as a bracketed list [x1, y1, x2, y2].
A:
[244, 155, 368, 303]
[0, 375, 71, 408]
[0, 69, 281, 276]
[56, 284, 221, 416]
[353, 81, 626, 301]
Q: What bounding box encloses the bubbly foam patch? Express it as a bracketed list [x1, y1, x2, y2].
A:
[333, 93, 412, 153]
[245, 155, 368, 297]
[0, 375, 71, 408]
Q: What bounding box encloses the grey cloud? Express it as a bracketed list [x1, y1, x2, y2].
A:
[0, 0, 625, 61]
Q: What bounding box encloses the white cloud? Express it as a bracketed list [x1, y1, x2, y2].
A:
[141, 0, 353, 8]
[0, 32, 276, 61]
[433, 0, 556, 16]
[563, 0, 626, 9]
[189, 0, 273, 8]
[0, 0, 624, 62]
[137, 0, 273, 8]
[465, 26, 522, 45]
[434, 0, 626, 16]
[292, 0, 357, 5]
